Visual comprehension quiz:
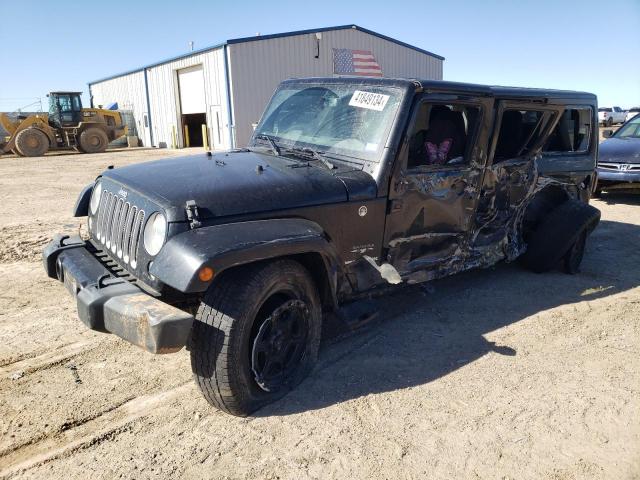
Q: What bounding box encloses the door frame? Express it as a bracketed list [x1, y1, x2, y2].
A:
[471, 100, 560, 255]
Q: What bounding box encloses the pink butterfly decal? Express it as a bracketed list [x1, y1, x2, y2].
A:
[425, 138, 452, 165]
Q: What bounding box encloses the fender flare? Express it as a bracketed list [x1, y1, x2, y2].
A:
[73, 183, 93, 217]
[150, 218, 343, 302]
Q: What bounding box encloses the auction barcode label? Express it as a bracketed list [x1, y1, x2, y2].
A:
[349, 91, 390, 111]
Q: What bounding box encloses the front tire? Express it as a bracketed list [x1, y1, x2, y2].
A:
[15, 128, 49, 157]
[190, 259, 321, 416]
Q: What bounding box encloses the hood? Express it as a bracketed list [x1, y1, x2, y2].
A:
[599, 137, 640, 164]
[102, 150, 377, 222]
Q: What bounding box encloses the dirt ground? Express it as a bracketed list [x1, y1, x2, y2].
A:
[0, 147, 638, 480]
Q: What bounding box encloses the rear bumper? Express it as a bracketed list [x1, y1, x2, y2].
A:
[43, 234, 194, 354]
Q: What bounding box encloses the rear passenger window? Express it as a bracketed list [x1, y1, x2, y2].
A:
[493, 110, 546, 162]
[544, 108, 592, 153]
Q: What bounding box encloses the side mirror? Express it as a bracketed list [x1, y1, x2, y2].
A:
[603, 130, 614, 138]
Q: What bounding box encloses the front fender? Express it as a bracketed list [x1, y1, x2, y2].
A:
[150, 218, 342, 295]
[73, 184, 93, 217]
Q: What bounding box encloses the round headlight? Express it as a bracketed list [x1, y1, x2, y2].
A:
[90, 181, 102, 215]
[143, 212, 167, 256]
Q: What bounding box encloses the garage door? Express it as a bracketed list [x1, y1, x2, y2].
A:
[178, 65, 205, 114]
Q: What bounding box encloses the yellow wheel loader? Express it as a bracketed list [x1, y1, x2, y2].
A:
[0, 92, 127, 157]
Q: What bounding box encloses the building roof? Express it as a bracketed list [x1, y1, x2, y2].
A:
[88, 24, 445, 85]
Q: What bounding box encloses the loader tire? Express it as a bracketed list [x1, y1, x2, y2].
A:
[15, 128, 49, 157]
[11, 149, 24, 157]
[79, 128, 108, 153]
[520, 199, 600, 273]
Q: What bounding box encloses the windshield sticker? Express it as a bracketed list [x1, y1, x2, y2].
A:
[349, 91, 390, 111]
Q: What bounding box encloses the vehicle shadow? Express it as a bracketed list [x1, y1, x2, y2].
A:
[597, 192, 640, 206]
[254, 218, 640, 416]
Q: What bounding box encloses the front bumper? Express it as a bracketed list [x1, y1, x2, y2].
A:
[597, 167, 640, 188]
[43, 234, 194, 354]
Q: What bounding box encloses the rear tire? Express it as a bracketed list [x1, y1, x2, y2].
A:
[606, 117, 613, 127]
[15, 128, 49, 157]
[563, 230, 587, 274]
[520, 199, 600, 273]
[190, 259, 322, 416]
[78, 127, 108, 153]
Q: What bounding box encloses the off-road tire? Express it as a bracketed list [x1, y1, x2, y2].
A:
[563, 230, 587, 274]
[521, 199, 600, 273]
[11, 148, 24, 157]
[78, 127, 109, 153]
[15, 128, 49, 157]
[190, 259, 322, 416]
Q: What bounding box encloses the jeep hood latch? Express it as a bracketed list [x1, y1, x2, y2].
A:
[185, 200, 202, 229]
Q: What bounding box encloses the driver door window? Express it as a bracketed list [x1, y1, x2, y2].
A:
[407, 103, 480, 168]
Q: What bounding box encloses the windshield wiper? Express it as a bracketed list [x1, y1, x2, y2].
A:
[286, 146, 335, 170]
[254, 134, 280, 156]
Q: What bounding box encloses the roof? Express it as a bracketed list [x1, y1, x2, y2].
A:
[282, 77, 598, 101]
[88, 24, 445, 85]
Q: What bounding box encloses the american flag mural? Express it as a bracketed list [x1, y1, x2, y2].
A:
[333, 48, 383, 77]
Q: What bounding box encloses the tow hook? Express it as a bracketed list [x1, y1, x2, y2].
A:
[185, 200, 202, 229]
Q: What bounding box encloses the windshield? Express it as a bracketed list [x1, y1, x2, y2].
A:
[251, 83, 404, 164]
[614, 115, 640, 138]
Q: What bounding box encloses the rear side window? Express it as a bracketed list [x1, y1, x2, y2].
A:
[493, 110, 546, 162]
[543, 108, 592, 153]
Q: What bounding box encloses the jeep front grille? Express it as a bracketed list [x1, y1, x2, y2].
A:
[94, 190, 145, 268]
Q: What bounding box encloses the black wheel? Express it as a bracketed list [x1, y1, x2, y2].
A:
[15, 128, 49, 157]
[190, 259, 321, 416]
[78, 127, 109, 153]
[563, 230, 587, 274]
[520, 199, 600, 273]
[606, 117, 613, 127]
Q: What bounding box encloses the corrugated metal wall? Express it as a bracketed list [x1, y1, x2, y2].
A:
[89, 71, 148, 144]
[89, 28, 443, 151]
[145, 47, 230, 149]
[229, 28, 443, 146]
[89, 48, 230, 150]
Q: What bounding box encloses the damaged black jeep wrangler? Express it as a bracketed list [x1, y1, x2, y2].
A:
[43, 77, 600, 416]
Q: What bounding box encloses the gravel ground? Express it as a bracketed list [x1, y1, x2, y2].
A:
[0, 147, 638, 480]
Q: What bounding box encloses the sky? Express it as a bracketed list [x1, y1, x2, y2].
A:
[0, 0, 638, 111]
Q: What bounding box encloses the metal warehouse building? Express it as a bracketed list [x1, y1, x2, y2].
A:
[88, 24, 444, 150]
